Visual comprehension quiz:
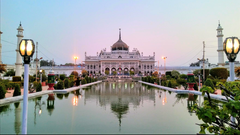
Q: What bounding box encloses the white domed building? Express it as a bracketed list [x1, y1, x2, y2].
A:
[84, 29, 155, 76]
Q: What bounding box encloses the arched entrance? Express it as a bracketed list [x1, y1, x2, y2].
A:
[118, 68, 122, 75]
[105, 68, 110, 75]
[124, 68, 129, 75]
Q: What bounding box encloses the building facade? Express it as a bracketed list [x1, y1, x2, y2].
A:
[85, 29, 155, 75]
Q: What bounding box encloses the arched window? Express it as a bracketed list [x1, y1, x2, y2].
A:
[118, 56, 122, 58]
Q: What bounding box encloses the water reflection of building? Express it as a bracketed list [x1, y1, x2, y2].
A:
[187, 94, 198, 116]
[84, 82, 156, 127]
[47, 94, 55, 116]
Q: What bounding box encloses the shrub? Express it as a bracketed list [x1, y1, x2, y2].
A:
[76, 77, 81, 86]
[193, 83, 198, 91]
[162, 81, 167, 86]
[60, 74, 66, 81]
[166, 75, 171, 80]
[12, 76, 21, 82]
[33, 81, 39, 88]
[69, 80, 74, 87]
[179, 74, 187, 79]
[13, 84, 21, 96]
[210, 67, 228, 79]
[167, 80, 172, 88]
[9, 82, 22, 88]
[29, 75, 35, 82]
[4, 69, 15, 76]
[81, 78, 87, 85]
[36, 82, 42, 92]
[204, 78, 215, 92]
[69, 75, 75, 81]
[64, 78, 70, 88]
[171, 70, 180, 79]
[54, 84, 57, 89]
[0, 84, 6, 99]
[42, 74, 47, 82]
[234, 66, 240, 76]
[177, 78, 188, 90]
[165, 71, 172, 77]
[207, 75, 215, 80]
[56, 80, 64, 89]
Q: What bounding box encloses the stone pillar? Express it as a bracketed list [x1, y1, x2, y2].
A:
[15, 23, 24, 76]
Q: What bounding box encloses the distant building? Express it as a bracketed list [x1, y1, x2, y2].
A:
[84, 29, 155, 75]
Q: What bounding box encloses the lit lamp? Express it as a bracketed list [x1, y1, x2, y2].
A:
[74, 56, 78, 65]
[223, 37, 240, 81]
[19, 39, 35, 134]
[74, 56, 78, 71]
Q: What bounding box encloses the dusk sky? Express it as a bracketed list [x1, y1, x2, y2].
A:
[1, 0, 240, 66]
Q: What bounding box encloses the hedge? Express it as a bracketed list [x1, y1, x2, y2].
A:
[12, 76, 21, 82]
[210, 67, 228, 79]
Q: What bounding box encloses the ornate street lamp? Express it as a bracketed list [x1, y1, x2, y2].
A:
[223, 37, 240, 81]
[19, 39, 35, 134]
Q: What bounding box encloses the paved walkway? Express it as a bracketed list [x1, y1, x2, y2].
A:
[5, 85, 49, 98]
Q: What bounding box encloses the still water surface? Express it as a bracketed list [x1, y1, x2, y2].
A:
[0, 82, 203, 134]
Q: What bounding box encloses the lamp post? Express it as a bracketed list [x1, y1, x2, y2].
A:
[223, 37, 240, 82]
[74, 56, 78, 71]
[39, 69, 42, 84]
[159, 73, 161, 85]
[162, 56, 167, 75]
[19, 39, 35, 134]
[223, 37, 240, 127]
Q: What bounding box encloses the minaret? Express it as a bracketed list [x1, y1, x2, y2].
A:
[15, 23, 24, 76]
[216, 22, 224, 66]
[0, 31, 3, 64]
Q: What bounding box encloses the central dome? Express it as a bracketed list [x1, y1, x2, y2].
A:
[111, 29, 129, 51]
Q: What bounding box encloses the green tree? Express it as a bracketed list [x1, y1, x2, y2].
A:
[0, 64, 7, 76]
[192, 81, 240, 134]
[4, 69, 15, 76]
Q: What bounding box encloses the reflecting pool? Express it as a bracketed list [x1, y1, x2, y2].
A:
[0, 82, 204, 134]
